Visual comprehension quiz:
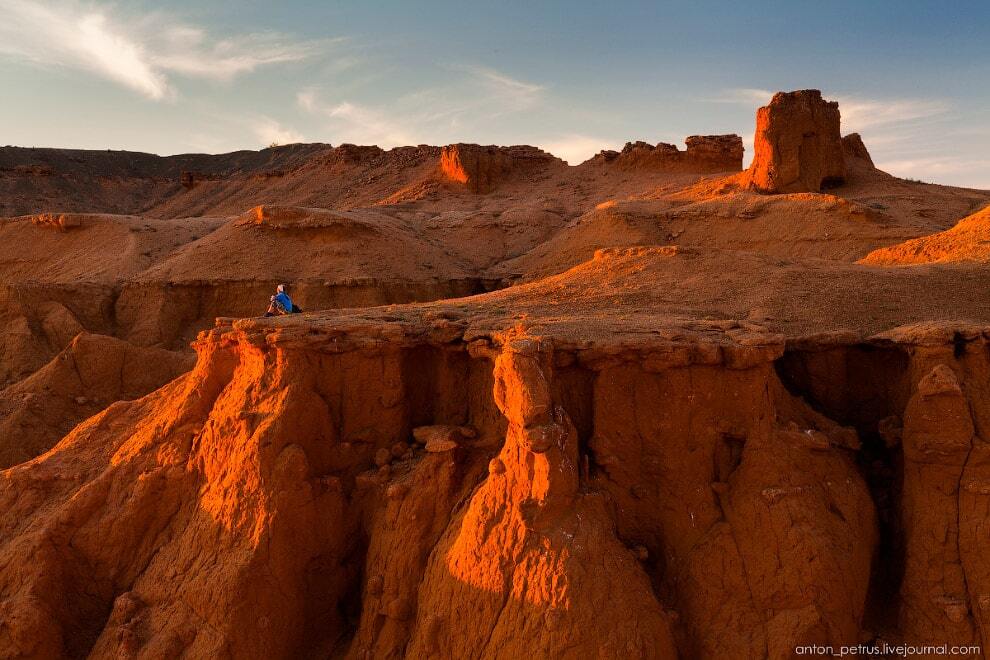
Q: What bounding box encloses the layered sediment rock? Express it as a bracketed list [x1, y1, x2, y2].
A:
[179, 171, 222, 189]
[743, 90, 845, 193]
[2, 87, 990, 660]
[29, 213, 86, 231]
[860, 203, 990, 265]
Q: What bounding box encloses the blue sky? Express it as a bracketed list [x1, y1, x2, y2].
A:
[1, 0, 987, 187]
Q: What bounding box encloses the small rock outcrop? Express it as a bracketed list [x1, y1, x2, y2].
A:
[684, 135, 745, 171]
[411, 424, 476, 452]
[841, 133, 874, 167]
[595, 135, 743, 173]
[743, 90, 845, 193]
[30, 213, 85, 231]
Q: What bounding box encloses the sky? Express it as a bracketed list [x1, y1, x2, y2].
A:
[0, 0, 988, 188]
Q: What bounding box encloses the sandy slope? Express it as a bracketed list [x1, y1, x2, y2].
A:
[861, 203, 990, 264]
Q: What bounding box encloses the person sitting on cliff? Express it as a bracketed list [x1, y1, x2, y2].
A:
[265, 284, 301, 316]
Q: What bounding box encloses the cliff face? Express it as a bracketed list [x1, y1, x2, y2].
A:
[2, 305, 987, 659]
[743, 90, 846, 193]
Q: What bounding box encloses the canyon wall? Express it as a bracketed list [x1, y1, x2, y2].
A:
[1, 312, 985, 658]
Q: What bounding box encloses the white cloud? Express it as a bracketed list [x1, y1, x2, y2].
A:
[0, 0, 329, 100]
[324, 102, 415, 147]
[875, 156, 990, 183]
[251, 117, 306, 147]
[296, 89, 320, 114]
[835, 96, 949, 132]
[877, 156, 986, 173]
[297, 65, 545, 147]
[451, 64, 544, 111]
[153, 29, 331, 81]
[707, 88, 775, 105]
[296, 92, 415, 147]
[538, 135, 619, 165]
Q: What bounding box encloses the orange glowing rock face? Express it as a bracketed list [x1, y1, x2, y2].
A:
[439, 146, 471, 185]
[439, 143, 512, 193]
[410, 339, 679, 657]
[743, 89, 845, 194]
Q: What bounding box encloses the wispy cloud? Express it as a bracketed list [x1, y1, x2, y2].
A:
[152, 27, 332, 81]
[250, 117, 306, 147]
[836, 97, 949, 132]
[877, 156, 990, 177]
[297, 65, 545, 147]
[449, 64, 545, 111]
[0, 0, 331, 100]
[301, 96, 416, 147]
[706, 88, 776, 105]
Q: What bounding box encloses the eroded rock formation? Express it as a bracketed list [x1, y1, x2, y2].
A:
[3, 293, 988, 658]
[596, 135, 743, 173]
[842, 133, 874, 167]
[899, 364, 980, 651]
[439, 144, 561, 193]
[860, 203, 990, 265]
[743, 89, 846, 193]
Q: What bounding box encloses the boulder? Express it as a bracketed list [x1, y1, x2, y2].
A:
[30, 213, 85, 231]
[412, 425, 476, 452]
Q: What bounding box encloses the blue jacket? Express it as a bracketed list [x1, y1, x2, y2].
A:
[274, 291, 293, 313]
